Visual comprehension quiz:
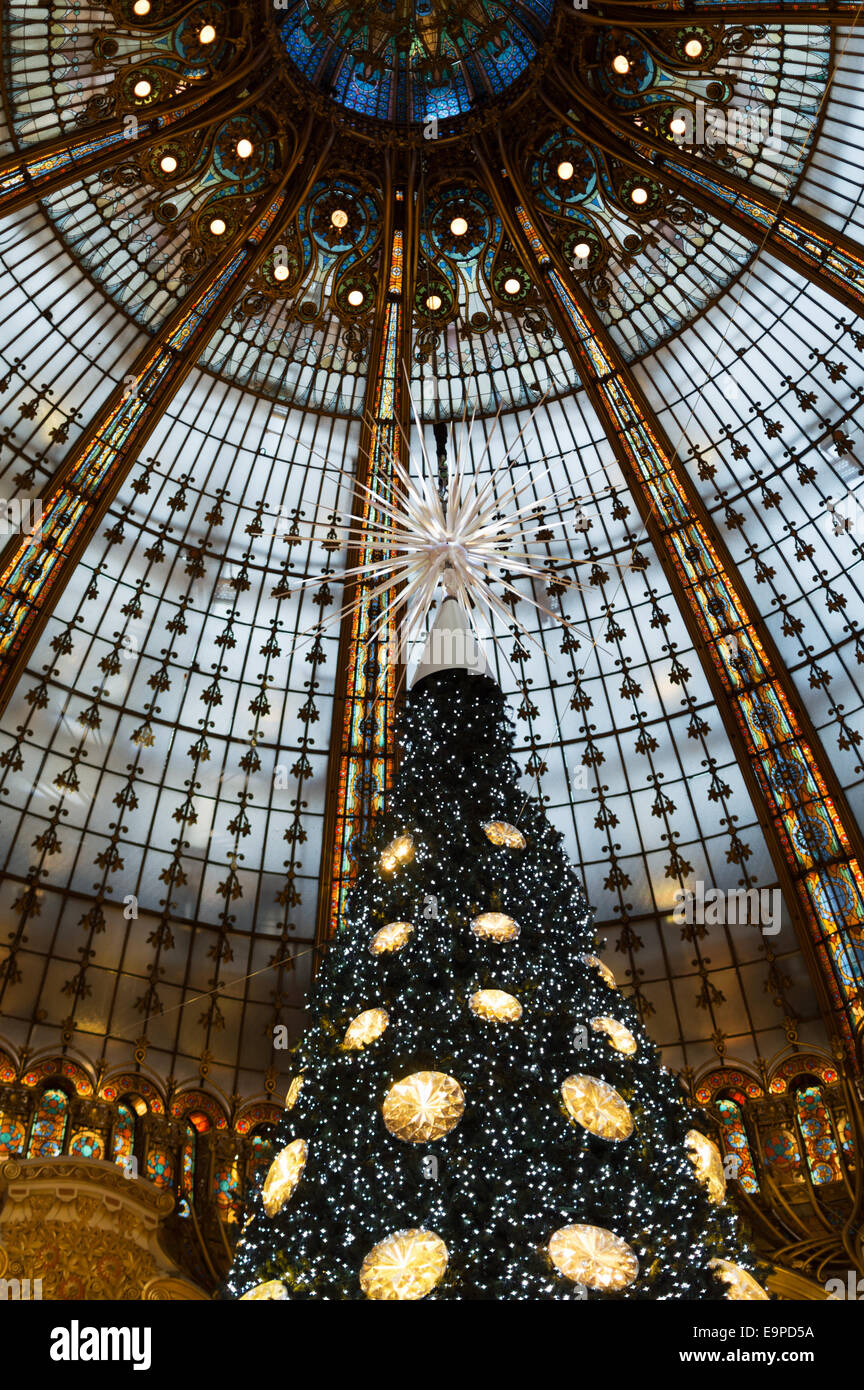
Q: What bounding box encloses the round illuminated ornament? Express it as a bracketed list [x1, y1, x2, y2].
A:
[630, 186, 649, 205]
[669, 116, 687, 136]
[450, 216, 468, 236]
[684, 38, 704, 58]
[708, 1258, 769, 1300]
[573, 241, 591, 260]
[236, 138, 253, 159]
[330, 208, 349, 229]
[133, 79, 152, 98]
[370, 921, 413, 955]
[209, 217, 227, 236]
[471, 911, 520, 942]
[426, 293, 442, 311]
[482, 820, 526, 849]
[342, 1007, 389, 1051]
[285, 1074, 304, 1110]
[347, 289, 365, 307]
[379, 833, 414, 873]
[503, 277, 521, 296]
[561, 1074, 633, 1141]
[685, 1129, 726, 1204]
[199, 23, 216, 43]
[383, 1071, 465, 1142]
[612, 54, 630, 74]
[274, 263, 290, 281]
[581, 953, 617, 989]
[557, 160, 574, 180]
[359, 1229, 448, 1300]
[133, 0, 151, 14]
[590, 1016, 637, 1055]
[261, 1138, 307, 1216]
[548, 1223, 639, 1290]
[159, 154, 178, 174]
[469, 989, 522, 1023]
[240, 1279, 288, 1300]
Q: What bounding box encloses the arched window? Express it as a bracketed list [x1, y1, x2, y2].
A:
[794, 1083, 843, 1185]
[111, 1103, 136, 1169]
[27, 1087, 69, 1157]
[179, 1110, 211, 1216]
[0, 1114, 25, 1157]
[69, 1129, 105, 1160]
[714, 1093, 759, 1193]
[145, 1147, 174, 1189]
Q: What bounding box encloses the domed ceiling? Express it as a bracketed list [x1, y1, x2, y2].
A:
[0, 0, 862, 1110]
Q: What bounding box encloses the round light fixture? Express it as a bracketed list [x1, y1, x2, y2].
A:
[450, 216, 468, 237]
[159, 154, 177, 174]
[630, 186, 649, 205]
[133, 79, 152, 98]
[261, 1138, 307, 1217]
[330, 208, 349, 229]
[347, 289, 365, 307]
[370, 921, 414, 955]
[209, 217, 227, 235]
[382, 1071, 465, 1143]
[132, 0, 151, 14]
[685, 38, 704, 58]
[548, 1224, 639, 1291]
[561, 1074, 634, 1141]
[612, 54, 630, 74]
[199, 23, 216, 43]
[273, 264, 290, 282]
[359, 1230, 448, 1301]
[425, 293, 442, 311]
[471, 911, 520, 942]
[573, 241, 591, 260]
[342, 1007, 389, 1051]
[669, 117, 688, 136]
[557, 160, 574, 181]
[503, 277, 521, 296]
[236, 138, 253, 159]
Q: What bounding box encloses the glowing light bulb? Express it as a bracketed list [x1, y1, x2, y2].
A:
[159, 154, 177, 174]
[236, 138, 253, 159]
[209, 217, 227, 235]
[425, 293, 442, 311]
[669, 117, 687, 136]
[684, 38, 703, 58]
[573, 241, 591, 260]
[199, 23, 216, 43]
[557, 160, 574, 180]
[450, 216, 468, 236]
[630, 186, 649, 205]
[274, 264, 290, 281]
[503, 277, 521, 295]
[133, 79, 152, 98]
[133, 0, 151, 14]
[347, 288, 365, 307]
[331, 208, 349, 228]
[612, 54, 630, 75]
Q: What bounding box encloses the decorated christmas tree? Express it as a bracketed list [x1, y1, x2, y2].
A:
[227, 601, 767, 1301]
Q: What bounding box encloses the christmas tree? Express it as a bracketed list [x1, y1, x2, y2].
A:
[227, 600, 767, 1301]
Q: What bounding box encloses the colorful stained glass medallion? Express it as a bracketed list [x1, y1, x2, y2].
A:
[27, 1087, 69, 1158]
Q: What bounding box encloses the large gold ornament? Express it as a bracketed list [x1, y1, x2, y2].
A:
[285, 1074, 304, 1110]
[581, 953, 617, 989]
[342, 1007, 389, 1051]
[483, 820, 527, 849]
[370, 921, 414, 955]
[548, 1223, 639, 1290]
[359, 1229, 448, 1300]
[709, 1259, 769, 1300]
[685, 1129, 726, 1204]
[240, 1280, 289, 1300]
[471, 911, 520, 942]
[382, 1071, 465, 1142]
[261, 1138, 308, 1217]
[379, 833, 415, 874]
[561, 1074, 634, 1141]
[469, 988, 522, 1022]
[590, 1016, 637, 1055]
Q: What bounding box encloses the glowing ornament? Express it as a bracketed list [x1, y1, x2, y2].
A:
[347, 289, 365, 307]
[285, 1074, 304, 1109]
[685, 1130, 726, 1204]
[471, 911, 520, 942]
[342, 1007, 389, 1051]
[240, 1280, 288, 1300]
[684, 38, 703, 58]
[482, 820, 526, 849]
[469, 989, 522, 1023]
[548, 1224, 639, 1290]
[709, 1259, 769, 1300]
[370, 921, 413, 955]
[236, 138, 253, 159]
[379, 832, 414, 873]
[590, 1016, 637, 1055]
[199, 23, 216, 43]
[561, 1075, 633, 1141]
[133, 79, 152, 98]
[383, 1071, 465, 1142]
[630, 186, 649, 205]
[581, 953, 617, 989]
[359, 1229, 448, 1300]
[261, 1138, 307, 1216]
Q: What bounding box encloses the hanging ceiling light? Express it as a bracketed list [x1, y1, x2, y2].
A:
[669, 116, 687, 136]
